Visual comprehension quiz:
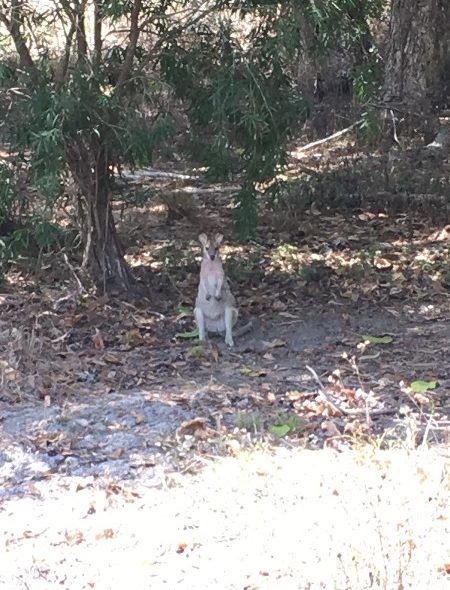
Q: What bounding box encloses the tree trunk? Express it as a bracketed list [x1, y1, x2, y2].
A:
[383, 0, 450, 107]
[383, 0, 450, 143]
[67, 137, 135, 295]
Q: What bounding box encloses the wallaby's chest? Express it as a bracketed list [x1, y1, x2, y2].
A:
[200, 260, 223, 286]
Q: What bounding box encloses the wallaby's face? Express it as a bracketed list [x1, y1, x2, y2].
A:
[199, 233, 223, 262]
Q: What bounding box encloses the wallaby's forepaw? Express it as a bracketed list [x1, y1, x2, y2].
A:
[214, 295, 222, 301]
[205, 294, 211, 301]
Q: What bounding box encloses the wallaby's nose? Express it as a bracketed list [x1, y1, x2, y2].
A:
[210, 253, 216, 260]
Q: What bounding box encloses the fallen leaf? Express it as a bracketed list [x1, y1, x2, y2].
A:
[263, 338, 286, 349]
[410, 380, 437, 393]
[175, 328, 199, 340]
[92, 329, 105, 350]
[210, 346, 220, 362]
[286, 390, 305, 401]
[226, 439, 241, 455]
[95, 528, 115, 540]
[392, 271, 406, 284]
[268, 424, 290, 438]
[64, 529, 84, 545]
[322, 420, 342, 437]
[358, 212, 376, 221]
[110, 447, 124, 459]
[103, 353, 124, 364]
[186, 344, 205, 358]
[176, 417, 216, 439]
[374, 256, 392, 270]
[120, 328, 142, 346]
[131, 412, 145, 425]
[240, 366, 267, 377]
[272, 300, 287, 311]
[360, 334, 394, 345]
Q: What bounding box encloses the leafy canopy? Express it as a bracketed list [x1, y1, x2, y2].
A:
[0, 0, 383, 238]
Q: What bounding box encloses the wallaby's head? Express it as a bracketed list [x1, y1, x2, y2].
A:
[199, 233, 223, 261]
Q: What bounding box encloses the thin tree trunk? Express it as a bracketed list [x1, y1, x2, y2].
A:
[67, 138, 135, 294]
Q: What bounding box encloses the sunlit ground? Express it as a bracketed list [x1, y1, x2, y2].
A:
[0, 447, 448, 589]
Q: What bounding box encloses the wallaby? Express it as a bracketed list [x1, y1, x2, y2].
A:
[194, 233, 238, 347]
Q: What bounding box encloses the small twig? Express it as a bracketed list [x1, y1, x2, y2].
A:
[305, 365, 345, 415]
[368, 101, 422, 118]
[358, 352, 381, 361]
[121, 300, 166, 320]
[50, 330, 72, 343]
[278, 318, 303, 326]
[390, 109, 400, 146]
[305, 365, 395, 417]
[62, 251, 86, 292]
[285, 163, 321, 176]
[420, 413, 438, 447]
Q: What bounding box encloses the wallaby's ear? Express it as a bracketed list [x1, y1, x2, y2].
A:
[199, 233, 208, 246]
[214, 233, 224, 246]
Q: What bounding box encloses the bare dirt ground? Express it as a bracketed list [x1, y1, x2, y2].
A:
[0, 447, 448, 590]
[1, 144, 450, 588]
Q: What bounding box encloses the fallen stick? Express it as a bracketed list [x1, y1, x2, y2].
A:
[292, 119, 363, 155]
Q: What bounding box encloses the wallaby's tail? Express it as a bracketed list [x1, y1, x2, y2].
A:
[234, 319, 254, 337]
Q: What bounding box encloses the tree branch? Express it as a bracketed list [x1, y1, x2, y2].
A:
[1, 1, 40, 85]
[93, 0, 102, 74]
[115, 0, 142, 91]
[55, 20, 75, 89]
[75, 0, 88, 65]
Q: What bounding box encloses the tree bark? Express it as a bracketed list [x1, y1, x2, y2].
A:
[115, 0, 142, 91]
[93, 0, 102, 74]
[67, 137, 135, 295]
[0, 1, 40, 84]
[383, 0, 450, 107]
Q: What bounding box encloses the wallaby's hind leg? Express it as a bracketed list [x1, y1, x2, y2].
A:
[224, 306, 237, 347]
[195, 306, 207, 341]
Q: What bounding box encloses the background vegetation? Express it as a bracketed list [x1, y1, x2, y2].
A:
[3, 0, 446, 294]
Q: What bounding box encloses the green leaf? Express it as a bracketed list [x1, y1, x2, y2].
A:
[186, 344, 205, 358]
[360, 334, 393, 345]
[268, 424, 291, 438]
[176, 305, 193, 315]
[175, 328, 198, 339]
[410, 380, 438, 393]
[240, 366, 267, 377]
